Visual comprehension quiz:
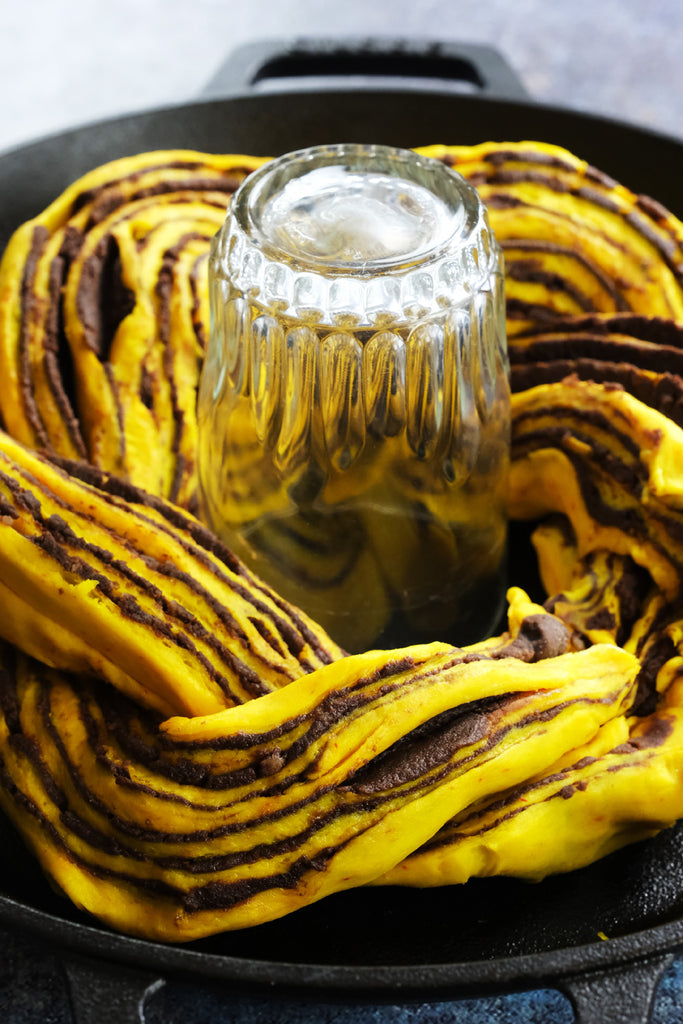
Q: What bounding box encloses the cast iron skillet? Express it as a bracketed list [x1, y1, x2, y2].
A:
[1, 38, 683, 1024]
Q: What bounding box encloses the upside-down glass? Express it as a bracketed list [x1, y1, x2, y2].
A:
[197, 144, 510, 654]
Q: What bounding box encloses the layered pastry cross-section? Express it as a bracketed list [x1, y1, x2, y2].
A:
[420, 142, 683, 335]
[0, 632, 637, 939]
[0, 429, 342, 717]
[0, 150, 266, 512]
[0, 141, 682, 939]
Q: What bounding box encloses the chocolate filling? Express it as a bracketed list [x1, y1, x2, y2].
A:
[501, 237, 631, 312]
[76, 234, 136, 363]
[19, 226, 52, 446]
[493, 613, 570, 662]
[12, 446, 337, 670]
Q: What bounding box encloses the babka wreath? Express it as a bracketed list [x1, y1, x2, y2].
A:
[0, 142, 682, 941]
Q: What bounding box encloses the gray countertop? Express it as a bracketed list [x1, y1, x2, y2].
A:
[1, 2, 683, 1021]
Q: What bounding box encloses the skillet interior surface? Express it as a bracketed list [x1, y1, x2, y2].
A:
[1, 89, 683, 990]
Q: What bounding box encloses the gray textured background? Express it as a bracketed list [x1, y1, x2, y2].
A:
[0, 0, 681, 155]
[1, 3, 683, 1021]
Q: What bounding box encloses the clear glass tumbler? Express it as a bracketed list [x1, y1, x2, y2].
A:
[197, 144, 510, 654]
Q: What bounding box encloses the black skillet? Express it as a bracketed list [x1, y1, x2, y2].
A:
[1, 38, 683, 1024]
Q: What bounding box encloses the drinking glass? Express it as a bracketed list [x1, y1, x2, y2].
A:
[198, 143, 510, 653]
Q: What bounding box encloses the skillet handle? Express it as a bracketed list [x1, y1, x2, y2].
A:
[201, 38, 530, 101]
[63, 953, 165, 1024]
[556, 951, 675, 1024]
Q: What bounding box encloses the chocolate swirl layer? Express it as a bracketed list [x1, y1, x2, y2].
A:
[376, 705, 683, 888]
[0, 633, 636, 939]
[420, 142, 683, 335]
[4, 142, 683, 512]
[0, 141, 683, 939]
[0, 151, 265, 512]
[0, 429, 342, 717]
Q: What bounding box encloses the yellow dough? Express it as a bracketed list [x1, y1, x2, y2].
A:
[0, 141, 682, 939]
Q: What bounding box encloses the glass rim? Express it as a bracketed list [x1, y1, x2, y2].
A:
[213, 143, 502, 328]
[229, 142, 489, 277]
